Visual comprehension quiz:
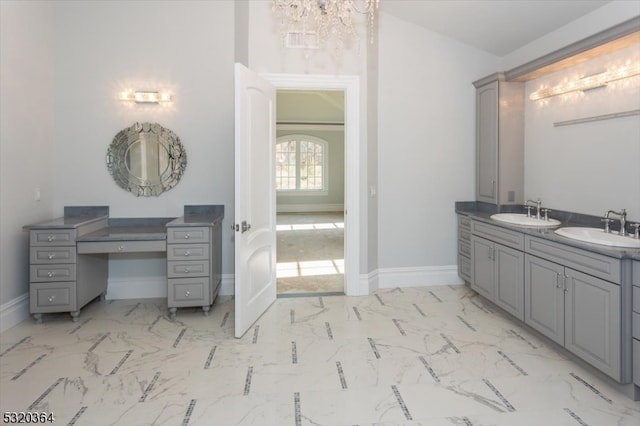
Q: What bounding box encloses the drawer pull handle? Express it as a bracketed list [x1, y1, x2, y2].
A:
[48, 254, 55, 259]
[185, 290, 191, 297]
[47, 235, 54, 242]
[184, 268, 190, 273]
[184, 233, 190, 239]
[47, 271, 54, 278]
[184, 251, 190, 257]
[118, 245, 124, 251]
[48, 295, 56, 302]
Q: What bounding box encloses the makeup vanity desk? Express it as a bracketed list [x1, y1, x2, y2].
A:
[24, 205, 224, 322]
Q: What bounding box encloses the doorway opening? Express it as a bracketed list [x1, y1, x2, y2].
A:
[274, 90, 345, 295]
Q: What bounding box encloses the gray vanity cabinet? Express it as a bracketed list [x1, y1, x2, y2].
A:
[29, 221, 108, 323]
[166, 222, 222, 318]
[470, 220, 525, 320]
[633, 260, 639, 386]
[524, 236, 622, 380]
[473, 73, 524, 205]
[457, 215, 472, 283]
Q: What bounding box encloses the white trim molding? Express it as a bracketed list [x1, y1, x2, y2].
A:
[377, 265, 464, 289]
[0, 293, 30, 333]
[360, 270, 379, 295]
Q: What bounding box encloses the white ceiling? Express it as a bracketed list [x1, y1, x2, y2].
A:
[380, 0, 612, 57]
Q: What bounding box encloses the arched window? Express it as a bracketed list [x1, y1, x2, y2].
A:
[275, 135, 328, 193]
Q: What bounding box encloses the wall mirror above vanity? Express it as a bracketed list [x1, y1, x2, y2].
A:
[106, 122, 187, 197]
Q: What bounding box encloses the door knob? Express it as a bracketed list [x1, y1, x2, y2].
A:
[241, 221, 252, 233]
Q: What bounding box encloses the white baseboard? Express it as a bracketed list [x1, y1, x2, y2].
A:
[276, 204, 344, 213]
[219, 275, 235, 296]
[0, 293, 30, 333]
[377, 265, 464, 289]
[357, 270, 379, 295]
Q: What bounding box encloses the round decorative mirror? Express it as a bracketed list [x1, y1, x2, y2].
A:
[106, 122, 187, 196]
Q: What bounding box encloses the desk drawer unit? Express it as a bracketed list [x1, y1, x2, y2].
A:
[77, 240, 166, 254]
[166, 226, 214, 318]
[30, 264, 76, 282]
[30, 229, 77, 246]
[30, 246, 76, 264]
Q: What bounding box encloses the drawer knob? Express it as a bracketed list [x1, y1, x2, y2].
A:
[184, 233, 190, 239]
[184, 251, 190, 257]
[185, 290, 191, 297]
[47, 271, 54, 278]
[48, 295, 56, 302]
[48, 254, 55, 259]
[47, 235, 54, 242]
[184, 268, 190, 273]
[118, 245, 124, 251]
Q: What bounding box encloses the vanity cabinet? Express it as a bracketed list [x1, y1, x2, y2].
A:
[457, 215, 471, 283]
[633, 260, 639, 386]
[29, 220, 108, 323]
[166, 222, 222, 318]
[524, 235, 621, 380]
[473, 73, 524, 205]
[470, 220, 524, 320]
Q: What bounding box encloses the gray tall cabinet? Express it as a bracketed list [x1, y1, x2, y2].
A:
[473, 73, 524, 205]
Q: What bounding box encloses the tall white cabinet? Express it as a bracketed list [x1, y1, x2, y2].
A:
[473, 73, 524, 205]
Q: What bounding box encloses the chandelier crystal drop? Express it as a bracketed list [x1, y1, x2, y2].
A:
[272, 0, 380, 50]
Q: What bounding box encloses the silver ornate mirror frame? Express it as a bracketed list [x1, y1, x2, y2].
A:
[106, 122, 187, 197]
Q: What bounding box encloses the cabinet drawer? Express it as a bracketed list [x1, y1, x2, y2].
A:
[167, 243, 209, 261]
[634, 339, 640, 386]
[458, 255, 471, 282]
[30, 246, 76, 264]
[168, 278, 209, 305]
[458, 215, 471, 231]
[168, 260, 210, 278]
[472, 220, 524, 250]
[77, 240, 166, 254]
[634, 285, 640, 313]
[30, 282, 76, 312]
[634, 261, 640, 286]
[458, 240, 471, 257]
[525, 235, 620, 284]
[30, 229, 76, 246]
[458, 229, 471, 243]
[30, 264, 76, 282]
[167, 227, 209, 244]
[633, 312, 640, 340]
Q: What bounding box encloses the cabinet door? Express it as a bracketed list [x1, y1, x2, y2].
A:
[471, 236, 494, 300]
[524, 254, 564, 346]
[494, 244, 524, 321]
[476, 81, 498, 203]
[564, 268, 620, 380]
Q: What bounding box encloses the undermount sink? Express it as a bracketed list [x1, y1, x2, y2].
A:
[490, 213, 561, 228]
[554, 227, 640, 248]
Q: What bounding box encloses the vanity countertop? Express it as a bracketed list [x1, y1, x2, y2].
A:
[23, 215, 108, 230]
[456, 201, 640, 261]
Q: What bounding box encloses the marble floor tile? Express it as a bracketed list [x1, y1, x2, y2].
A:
[1, 285, 639, 426]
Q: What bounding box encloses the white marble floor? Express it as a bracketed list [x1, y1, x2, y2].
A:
[276, 212, 344, 294]
[1, 285, 639, 426]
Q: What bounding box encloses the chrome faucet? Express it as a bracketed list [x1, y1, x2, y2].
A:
[525, 199, 542, 219]
[605, 209, 627, 236]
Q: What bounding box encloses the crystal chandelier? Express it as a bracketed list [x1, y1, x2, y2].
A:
[272, 0, 380, 50]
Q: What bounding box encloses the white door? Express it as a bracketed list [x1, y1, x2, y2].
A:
[234, 63, 277, 338]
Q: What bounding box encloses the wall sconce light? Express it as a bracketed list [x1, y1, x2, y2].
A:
[530, 63, 640, 101]
[119, 90, 172, 104]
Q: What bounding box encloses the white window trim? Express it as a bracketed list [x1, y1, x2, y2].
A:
[275, 134, 329, 195]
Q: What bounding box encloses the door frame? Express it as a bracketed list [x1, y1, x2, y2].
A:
[262, 73, 360, 296]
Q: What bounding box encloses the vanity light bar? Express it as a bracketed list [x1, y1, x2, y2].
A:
[119, 90, 172, 104]
[529, 63, 640, 101]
